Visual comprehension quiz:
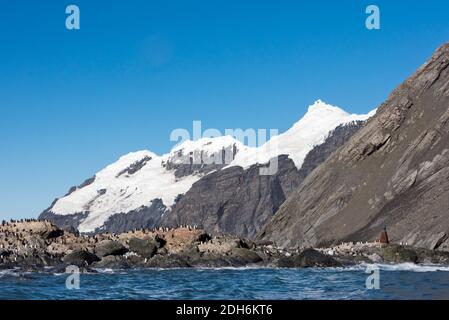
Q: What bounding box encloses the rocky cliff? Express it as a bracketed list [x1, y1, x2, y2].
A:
[259, 42, 449, 250]
[3, 220, 449, 272]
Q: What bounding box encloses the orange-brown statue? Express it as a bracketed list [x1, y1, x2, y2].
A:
[379, 226, 389, 244]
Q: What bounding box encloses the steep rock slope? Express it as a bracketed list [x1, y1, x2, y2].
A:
[259, 42, 449, 250]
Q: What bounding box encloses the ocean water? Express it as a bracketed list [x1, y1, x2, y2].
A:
[1, 264, 449, 300]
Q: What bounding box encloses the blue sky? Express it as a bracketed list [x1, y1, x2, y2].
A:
[1, 0, 449, 219]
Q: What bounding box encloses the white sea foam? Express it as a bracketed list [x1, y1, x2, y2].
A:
[331, 263, 449, 273]
[376, 263, 449, 272]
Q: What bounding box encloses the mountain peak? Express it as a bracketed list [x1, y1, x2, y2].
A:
[307, 99, 346, 114]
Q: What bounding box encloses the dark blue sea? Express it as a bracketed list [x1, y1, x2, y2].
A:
[1, 264, 449, 300]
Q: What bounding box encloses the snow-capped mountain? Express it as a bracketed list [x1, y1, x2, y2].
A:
[230, 100, 375, 169]
[48, 137, 245, 233]
[40, 100, 375, 235]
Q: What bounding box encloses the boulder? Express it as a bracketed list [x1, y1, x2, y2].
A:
[296, 248, 341, 268]
[191, 254, 233, 268]
[228, 248, 262, 265]
[198, 237, 247, 255]
[381, 245, 418, 263]
[125, 254, 145, 266]
[19, 221, 64, 239]
[277, 256, 295, 268]
[160, 229, 210, 254]
[61, 225, 79, 236]
[278, 248, 341, 268]
[366, 253, 383, 263]
[178, 244, 202, 262]
[18, 255, 45, 271]
[146, 254, 191, 268]
[42, 228, 64, 240]
[415, 247, 449, 264]
[128, 237, 158, 258]
[95, 240, 128, 258]
[62, 250, 100, 266]
[93, 255, 131, 269]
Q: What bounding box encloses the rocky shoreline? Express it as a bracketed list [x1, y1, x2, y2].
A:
[1, 220, 449, 273]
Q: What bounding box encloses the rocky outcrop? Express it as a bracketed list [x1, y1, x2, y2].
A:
[62, 250, 100, 266]
[116, 156, 152, 177]
[228, 248, 263, 265]
[94, 240, 128, 257]
[92, 255, 131, 269]
[278, 248, 341, 268]
[0, 221, 268, 270]
[380, 245, 418, 264]
[128, 237, 158, 258]
[164, 143, 239, 178]
[259, 42, 449, 250]
[297, 121, 364, 181]
[2, 220, 449, 271]
[39, 210, 87, 233]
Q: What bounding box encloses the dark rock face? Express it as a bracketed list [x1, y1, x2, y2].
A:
[169, 162, 227, 179]
[116, 156, 152, 177]
[297, 121, 365, 181]
[164, 144, 239, 178]
[94, 199, 167, 234]
[295, 248, 342, 268]
[95, 240, 128, 258]
[4, 220, 449, 271]
[146, 254, 191, 268]
[39, 211, 88, 232]
[93, 255, 131, 269]
[381, 245, 418, 263]
[228, 248, 262, 265]
[259, 42, 449, 250]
